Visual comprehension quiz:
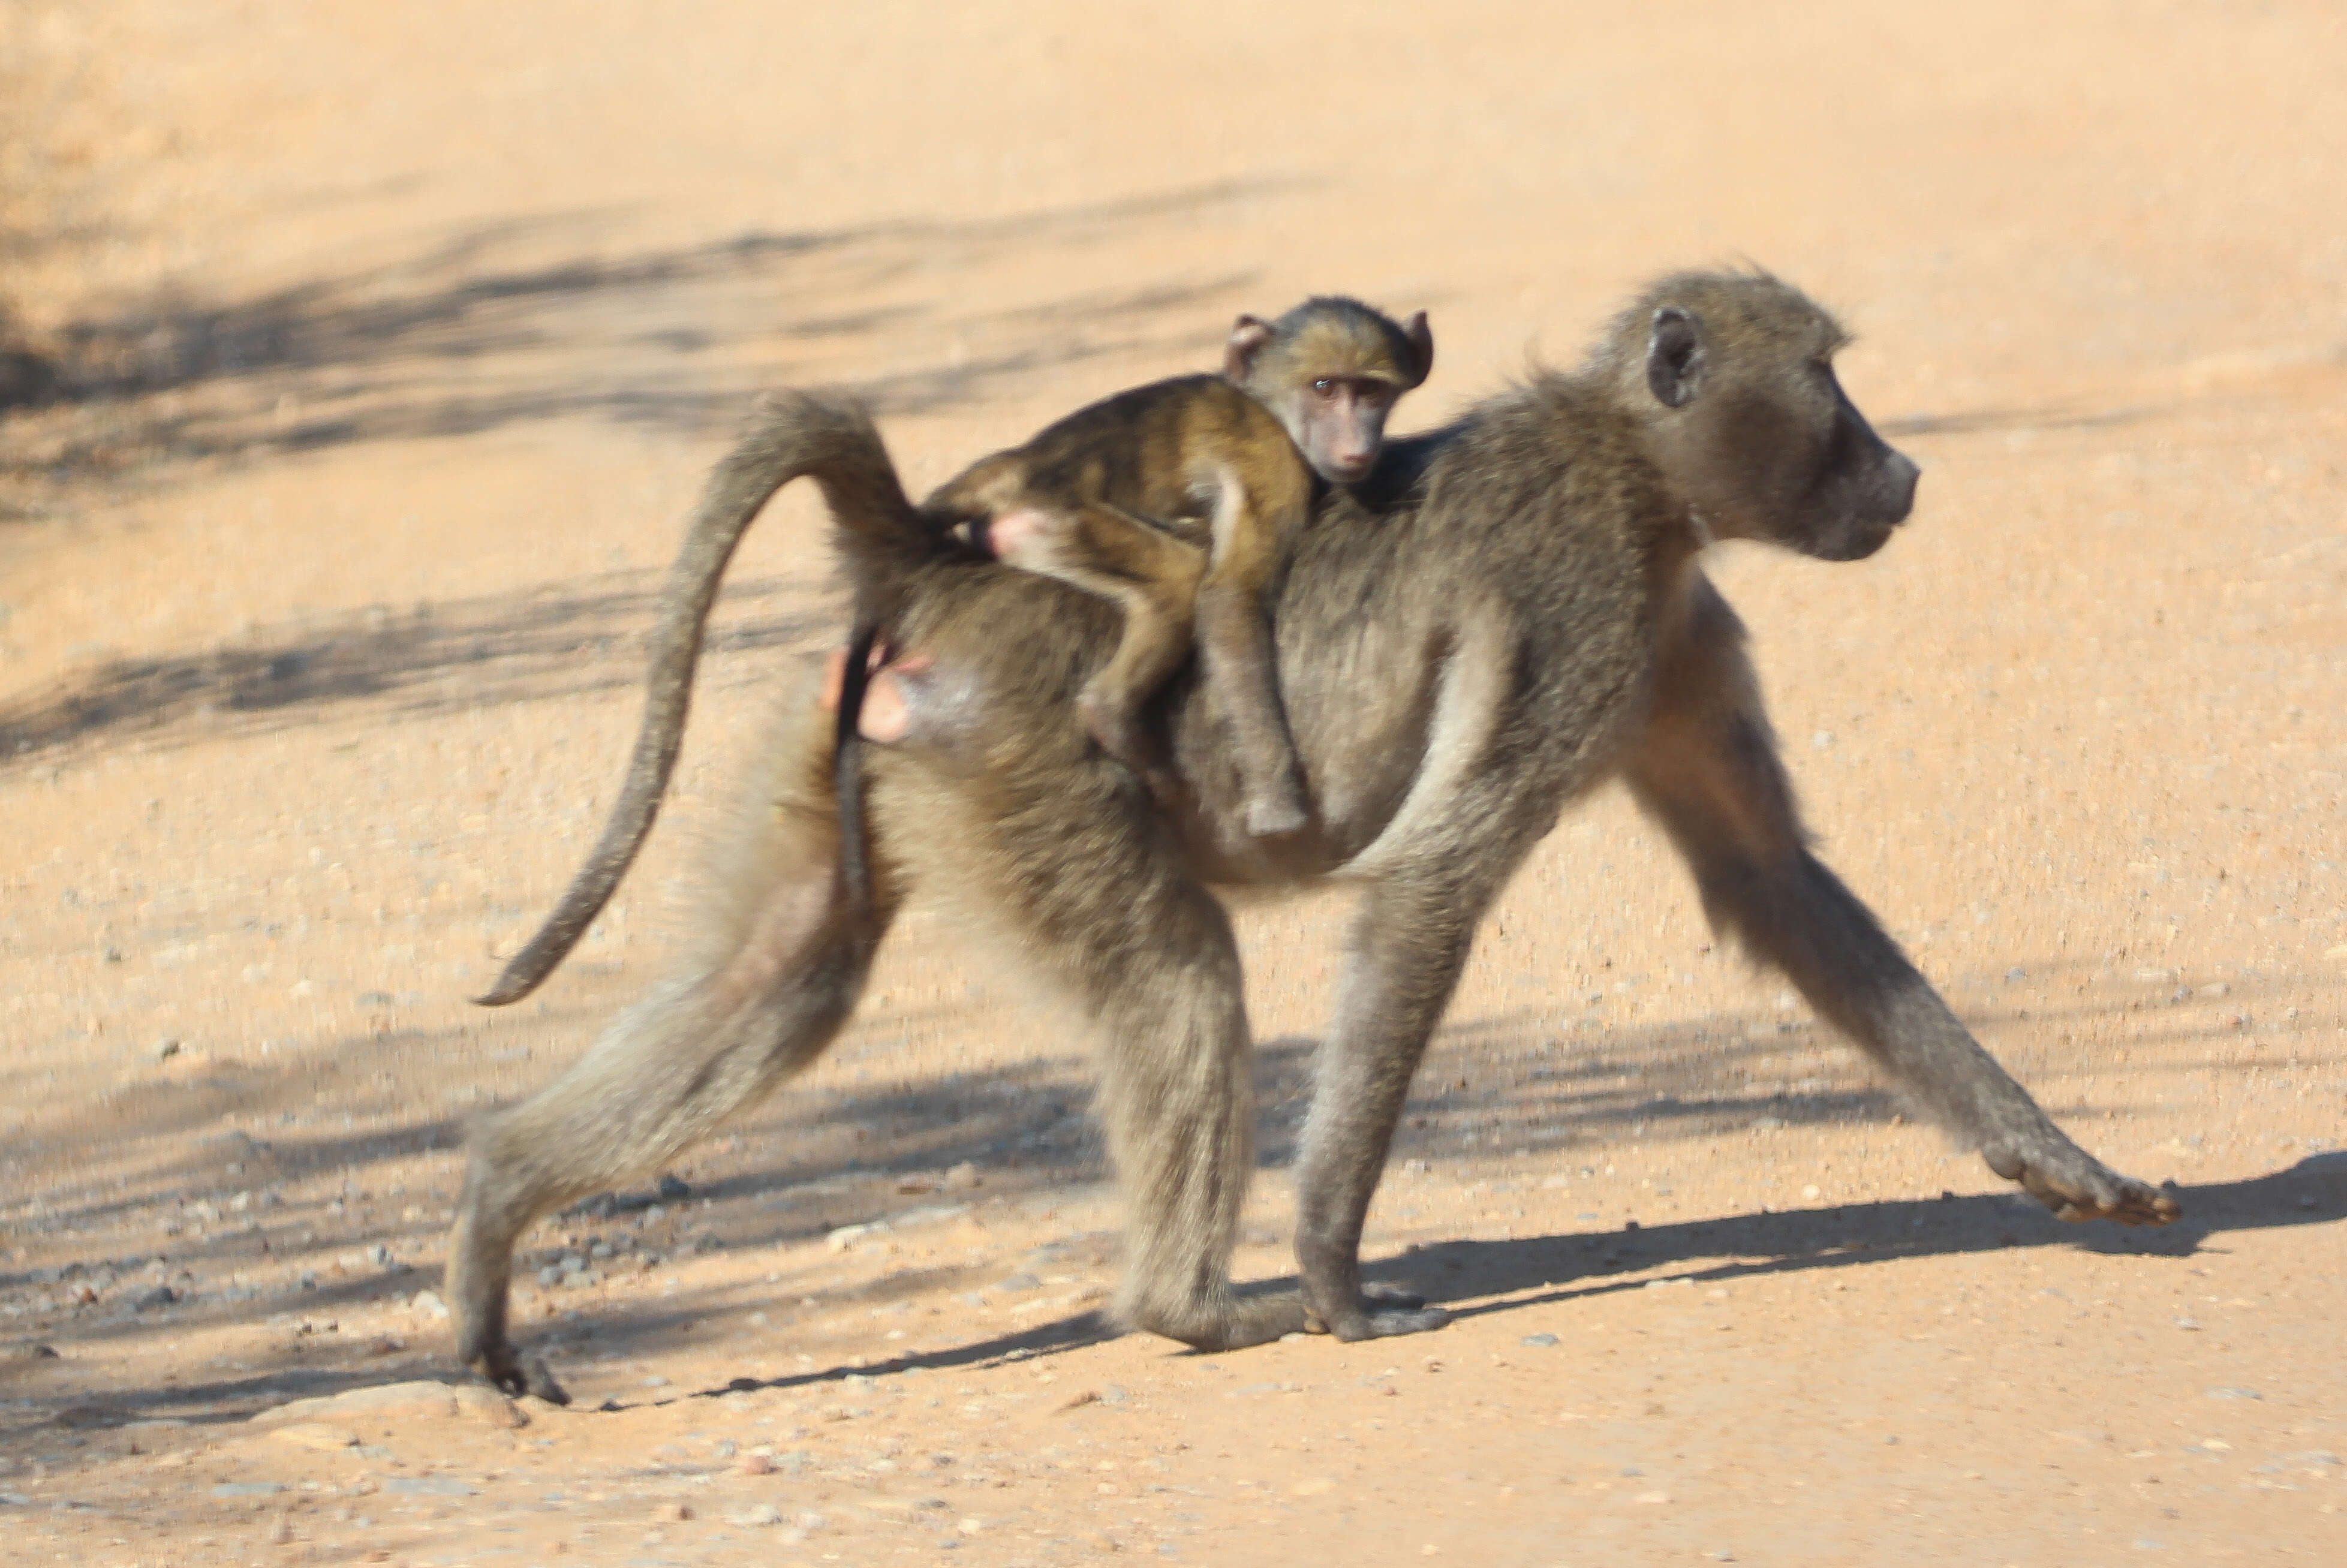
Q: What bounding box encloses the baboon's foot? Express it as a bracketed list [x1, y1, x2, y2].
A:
[1126, 1291, 1307, 1352]
[1982, 1133, 2181, 1225]
[467, 1341, 571, 1406]
[1303, 1285, 1453, 1341]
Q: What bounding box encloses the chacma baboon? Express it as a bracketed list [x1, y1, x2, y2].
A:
[474, 300, 1429, 1004]
[450, 270, 2176, 1403]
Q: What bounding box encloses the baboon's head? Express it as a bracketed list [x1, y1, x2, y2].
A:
[1228, 297, 1434, 486]
[1619, 271, 1919, 562]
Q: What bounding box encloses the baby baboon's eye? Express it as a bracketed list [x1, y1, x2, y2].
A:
[1313, 378, 1337, 396]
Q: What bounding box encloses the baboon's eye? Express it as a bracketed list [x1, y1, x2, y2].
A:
[1313, 378, 1337, 396]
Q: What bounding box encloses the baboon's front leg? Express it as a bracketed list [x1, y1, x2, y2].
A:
[1291, 875, 1493, 1339]
[1627, 600, 2177, 1225]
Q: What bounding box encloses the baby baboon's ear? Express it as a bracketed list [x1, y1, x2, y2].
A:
[1400, 310, 1434, 386]
[1225, 315, 1277, 381]
[1645, 306, 1706, 409]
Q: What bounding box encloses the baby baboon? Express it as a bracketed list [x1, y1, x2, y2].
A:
[452, 270, 2175, 1401]
[475, 299, 1428, 1004]
[913, 297, 1432, 835]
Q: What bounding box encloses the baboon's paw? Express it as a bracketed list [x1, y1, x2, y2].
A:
[517, 1354, 573, 1406]
[1306, 1291, 1452, 1341]
[1983, 1137, 2181, 1226]
[471, 1346, 570, 1406]
[1130, 1293, 1307, 1352]
[1334, 1301, 1454, 1341]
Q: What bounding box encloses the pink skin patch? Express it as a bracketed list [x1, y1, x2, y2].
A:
[982, 507, 1053, 567]
[819, 644, 931, 743]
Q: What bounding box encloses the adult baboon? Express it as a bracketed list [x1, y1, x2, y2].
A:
[450, 270, 2176, 1402]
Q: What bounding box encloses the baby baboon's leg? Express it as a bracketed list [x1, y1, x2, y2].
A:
[1193, 479, 1308, 836]
[991, 502, 1206, 801]
[451, 702, 899, 1401]
[1290, 874, 1487, 1339]
[1627, 586, 2178, 1225]
[979, 798, 1301, 1350]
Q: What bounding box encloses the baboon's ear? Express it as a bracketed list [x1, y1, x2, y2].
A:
[1646, 306, 1706, 409]
[1401, 310, 1434, 386]
[1225, 315, 1276, 381]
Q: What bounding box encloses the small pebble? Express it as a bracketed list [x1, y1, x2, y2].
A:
[1521, 1333, 1558, 1348]
[739, 1453, 775, 1476]
[654, 1501, 692, 1522]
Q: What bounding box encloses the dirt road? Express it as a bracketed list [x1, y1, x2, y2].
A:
[3, 4, 2342, 1564]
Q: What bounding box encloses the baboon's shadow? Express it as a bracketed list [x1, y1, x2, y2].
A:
[667, 1153, 2342, 1402]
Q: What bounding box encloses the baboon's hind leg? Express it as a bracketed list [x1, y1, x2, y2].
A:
[450, 715, 899, 1401]
[979, 798, 1303, 1350]
[988, 501, 1206, 805]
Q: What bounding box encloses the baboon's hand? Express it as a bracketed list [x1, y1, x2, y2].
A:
[1983, 1137, 2182, 1226]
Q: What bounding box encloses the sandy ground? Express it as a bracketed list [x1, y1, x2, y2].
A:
[4, 3, 2345, 1565]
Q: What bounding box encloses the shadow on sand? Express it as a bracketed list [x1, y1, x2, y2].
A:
[0, 567, 829, 763]
[1, 182, 1290, 495]
[7, 966, 2338, 1448]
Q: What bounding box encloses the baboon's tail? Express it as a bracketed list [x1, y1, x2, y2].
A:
[475, 391, 923, 1007]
